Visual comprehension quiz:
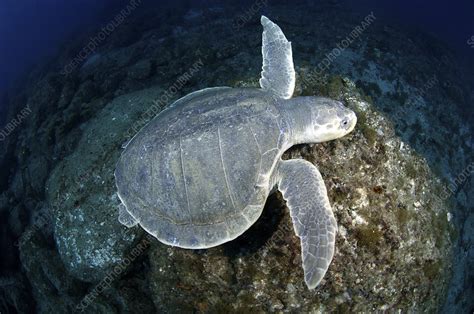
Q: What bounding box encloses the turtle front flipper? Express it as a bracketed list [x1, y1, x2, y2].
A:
[276, 159, 337, 289]
[260, 16, 295, 100]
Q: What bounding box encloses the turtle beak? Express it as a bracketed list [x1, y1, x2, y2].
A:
[348, 111, 357, 133]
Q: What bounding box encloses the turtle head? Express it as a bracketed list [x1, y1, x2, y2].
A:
[282, 96, 357, 144]
[308, 97, 357, 142]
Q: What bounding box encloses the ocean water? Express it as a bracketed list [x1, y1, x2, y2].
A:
[0, 0, 473, 313]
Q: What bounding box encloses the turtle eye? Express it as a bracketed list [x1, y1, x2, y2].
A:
[341, 119, 349, 129]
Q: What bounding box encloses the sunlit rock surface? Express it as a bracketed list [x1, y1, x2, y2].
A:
[45, 88, 165, 282]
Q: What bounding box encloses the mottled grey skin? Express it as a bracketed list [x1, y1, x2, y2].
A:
[115, 16, 357, 289]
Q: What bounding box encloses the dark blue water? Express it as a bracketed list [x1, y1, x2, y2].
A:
[3, 0, 473, 90]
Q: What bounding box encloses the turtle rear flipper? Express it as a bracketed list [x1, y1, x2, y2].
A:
[276, 159, 337, 289]
[118, 204, 138, 227]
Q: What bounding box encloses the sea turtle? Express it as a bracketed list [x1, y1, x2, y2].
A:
[115, 16, 357, 289]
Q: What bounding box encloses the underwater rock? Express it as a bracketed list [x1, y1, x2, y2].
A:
[19, 227, 86, 313]
[71, 80, 99, 107]
[144, 77, 454, 312]
[10, 171, 25, 200]
[128, 59, 153, 80]
[81, 53, 102, 70]
[0, 192, 8, 212]
[19, 226, 154, 313]
[0, 273, 34, 313]
[25, 154, 50, 197]
[7, 204, 27, 239]
[45, 87, 164, 282]
[1, 2, 471, 312]
[27, 74, 64, 124]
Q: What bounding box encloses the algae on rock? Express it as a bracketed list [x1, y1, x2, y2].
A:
[142, 76, 454, 312]
[45, 87, 166, 282]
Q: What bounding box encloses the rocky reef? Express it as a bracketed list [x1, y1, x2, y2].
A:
[0, 1, 472, 313]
